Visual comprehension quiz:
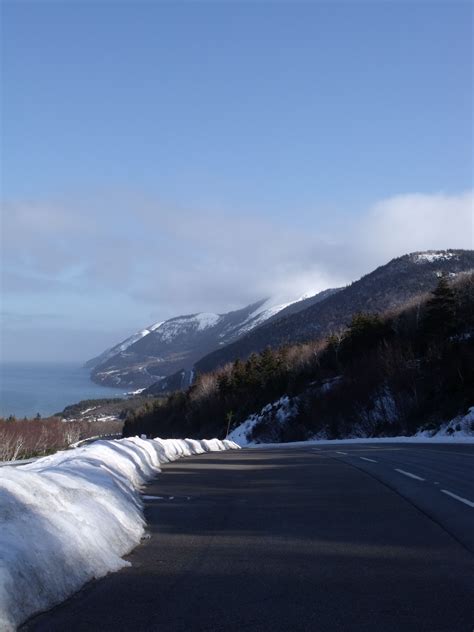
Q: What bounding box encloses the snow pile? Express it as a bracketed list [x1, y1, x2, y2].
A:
[0, 436, 239, 631]
[228, 396, 299, 446]
[416, 406, 474, 439]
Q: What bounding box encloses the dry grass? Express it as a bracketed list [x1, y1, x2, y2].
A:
[0, 417, 123, 461]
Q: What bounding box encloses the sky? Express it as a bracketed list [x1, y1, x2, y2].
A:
[1, 0, 473, 362]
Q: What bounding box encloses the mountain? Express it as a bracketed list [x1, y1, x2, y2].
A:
[84, 322, 164, 369]
[143, 287, 340, 396]
[123, 267, 474, 443]
[194, 249, 474, 374]
[87, 293, 329, 388]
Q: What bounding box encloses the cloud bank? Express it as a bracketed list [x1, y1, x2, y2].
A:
[1, 190, 472, 360]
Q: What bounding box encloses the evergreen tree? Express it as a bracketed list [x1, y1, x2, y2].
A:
[341, 312, 389, 359]
[422, 276, 457, 338]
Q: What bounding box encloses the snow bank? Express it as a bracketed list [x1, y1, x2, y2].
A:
[0, 436, 239, 631]
[249, 434, 474, 450]
[230, 399, 474, 448]
[416, 406, 474, 439]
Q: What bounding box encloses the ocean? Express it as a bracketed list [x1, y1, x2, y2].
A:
[0, 362, 125, 418]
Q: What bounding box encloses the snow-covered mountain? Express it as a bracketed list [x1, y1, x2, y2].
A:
[84, 322, 164, 369]
[87, 293, 327, 388]
[194, 249, 474, 375]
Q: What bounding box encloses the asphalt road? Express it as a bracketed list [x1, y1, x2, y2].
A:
[23, 443, 474, 632]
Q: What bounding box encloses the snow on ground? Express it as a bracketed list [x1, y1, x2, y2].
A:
[248, 434, 474, 450]
[125, 388, 147, 396]
[0, 436, 239, 631]
[235, 299, 293, 336]
[227, 396, 298, 446]
[412, 251, 457, 263]
[194, 313, 221, 330]
[229, 402, 474, 447]
[415, 406, 474, 440]
[80, 407, 98, 416]
[154, 314, 220, 342]
[95, 327, 156, 365]
[148, 321, 165, 332]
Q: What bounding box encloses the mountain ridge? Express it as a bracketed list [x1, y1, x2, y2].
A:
[88, 249, 474, 391]
[87, 294, 325, 388]
[194, 249, 474, 374]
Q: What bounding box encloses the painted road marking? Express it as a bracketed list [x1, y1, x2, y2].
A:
[395, 468, 425, 481]
[440, 489, 474, 508]
[360, 457, 377, 463]
[336, 451, 348, 455]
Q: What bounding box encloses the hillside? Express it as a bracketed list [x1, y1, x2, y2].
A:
[123, 271, 474, 443]
[195, 250, 474, 374]
[87, 293, 328, 388]
[142, 287, 340, 396]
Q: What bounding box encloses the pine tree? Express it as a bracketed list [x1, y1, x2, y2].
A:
[341, 312, 388, 359]
[422, 276, 457, 338]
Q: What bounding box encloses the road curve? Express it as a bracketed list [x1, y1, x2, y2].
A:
[23, 444, 474, 632]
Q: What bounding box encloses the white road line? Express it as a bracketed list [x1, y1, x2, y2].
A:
[395, 468, 425, 481]
[440, 489, 474, 508]
[360, 457, 377, 463]
[336, 451, 348, 455]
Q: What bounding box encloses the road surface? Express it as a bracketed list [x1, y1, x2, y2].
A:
[23, 443, 474, 631]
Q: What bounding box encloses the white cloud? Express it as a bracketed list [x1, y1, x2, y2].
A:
[1, 189, 472, 356]
[360, 191, 473, 267]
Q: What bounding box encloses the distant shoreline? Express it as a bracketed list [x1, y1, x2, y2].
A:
[0, 362, 125, 418]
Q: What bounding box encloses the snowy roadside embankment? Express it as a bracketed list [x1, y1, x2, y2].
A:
[0, 436, 239, 631]
[228, 397, 474, 447]
[228, 396, 298, 446]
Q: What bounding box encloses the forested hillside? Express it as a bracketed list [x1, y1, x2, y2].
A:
[123, 272, 474, 443]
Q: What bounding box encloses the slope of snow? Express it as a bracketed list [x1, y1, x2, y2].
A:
[194, 313, 221, 330]
[0, 437, 239, 631]
[91, 293, 321, 373]
[92, 323, 164, 366]
[237, 300, 292, 334]
[155, 313, 221, 343]
[116, 329, 151, 351]
[148, 321, 164, 332]
[228, 293, 317, 339]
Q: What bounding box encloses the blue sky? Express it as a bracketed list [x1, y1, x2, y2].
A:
[1, 1, 473, 361]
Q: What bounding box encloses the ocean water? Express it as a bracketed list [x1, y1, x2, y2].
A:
[0, 362, 124, 418]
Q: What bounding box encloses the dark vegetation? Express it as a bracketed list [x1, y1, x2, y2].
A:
[123, 273, 474, 442]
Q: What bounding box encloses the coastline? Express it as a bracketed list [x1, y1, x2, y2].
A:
[0, 362, 124, 419]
